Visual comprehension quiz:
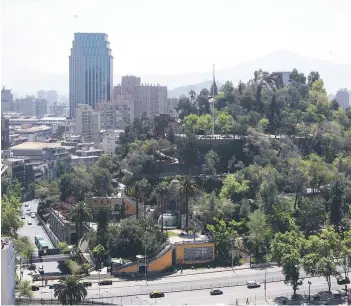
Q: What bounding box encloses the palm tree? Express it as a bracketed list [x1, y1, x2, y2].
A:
[154, 181, 169, 232]
[130, 182, 142, 219]
[178, 176, 200, 233]
[54, 275, 87, 305]
[68, 202, 92, 244]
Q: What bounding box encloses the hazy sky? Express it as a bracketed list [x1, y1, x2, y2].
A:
[1, 0, 351, 95]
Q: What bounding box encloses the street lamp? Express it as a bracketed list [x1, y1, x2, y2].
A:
[308, 281, 312, 300]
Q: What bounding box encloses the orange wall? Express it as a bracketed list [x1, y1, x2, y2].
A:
[119, 263, 138, 273]
[176, 243, 215, 264]
[148, 247, 173, 271]
[122, 198, 136, 216]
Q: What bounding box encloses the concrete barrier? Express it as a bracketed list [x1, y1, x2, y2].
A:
[36, 214, 60, 248]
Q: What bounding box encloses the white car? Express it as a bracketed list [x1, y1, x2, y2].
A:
[31, 213, 36, 218]
[27, 219, 32, 225]
[247, 281, 261, 288]
[24, 202, 29, 207]
[27, 207, 31, 211]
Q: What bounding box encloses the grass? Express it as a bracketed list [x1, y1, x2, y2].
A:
[166, 231, 179, 237]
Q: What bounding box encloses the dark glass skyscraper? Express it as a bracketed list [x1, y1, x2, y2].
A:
[69, 33, 113, 118]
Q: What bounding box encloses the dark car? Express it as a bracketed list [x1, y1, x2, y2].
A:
[210, 289, 223, 295]
[149, 291, 165, 298]
[31, 285, 40, 291]
[82, 281, 92, 287]
[49, 284, 59, 289]
[98, 280, 112, 286]
[337, 277, 350, 285]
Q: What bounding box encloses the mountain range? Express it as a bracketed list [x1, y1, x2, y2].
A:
[3, 49, 350, 98]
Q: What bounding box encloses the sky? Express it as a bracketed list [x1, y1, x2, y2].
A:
[1, 0, 351, 95]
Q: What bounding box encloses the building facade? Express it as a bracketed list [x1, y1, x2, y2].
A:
[1, 87, 14, 112]
[1, 117, 10, 149]
[15, 97, 47, 117]
[69, 33, 113, 118]
[75, 104, 101, 142]
[335, 88, 350, 109]
[101, 130, 123, 154]
[97, 95, 134, 130]
[114, 76, 168, 119]
[1, 239, 16, 306]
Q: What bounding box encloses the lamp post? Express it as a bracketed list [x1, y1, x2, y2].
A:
[308, 281, 312, 300]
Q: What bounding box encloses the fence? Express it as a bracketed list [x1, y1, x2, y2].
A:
[16, 298, 114, 305]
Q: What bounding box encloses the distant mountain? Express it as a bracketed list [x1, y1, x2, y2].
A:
[168, 49, 351, 98]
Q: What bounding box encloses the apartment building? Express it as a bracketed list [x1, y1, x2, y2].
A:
[335, 88, 350, 109]
[97, 95, 134, 130]
[1, 87, 14, 112]
[1, 116, 10, 149]
[1, 239, 16, 306]
[75, 104, 101, 143]
[101, 130, 123, 154]
[15, 97, 48, 118]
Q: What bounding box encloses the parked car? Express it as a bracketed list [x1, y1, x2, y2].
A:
[210, 289, 223, 295]
[31, 212, 36, 218]
[31, 285, 40, 291]
[247, 281, 261, 288]
[337, 277, 350, 285]
[49, 284, 59, 289]
[98, 280, 112, 286]
[27, 219, 32, 225]
[21, 215, 25, 219]
[25, 202, 29, 207]
[149, 291, 165, 298]
[81, 281, 92, 287]
[333, 289, 347, 298]
[26, 207, 31, 211]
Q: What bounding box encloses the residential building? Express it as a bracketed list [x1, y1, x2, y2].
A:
[335, 88, 350, 109]
[14, 125, 52, 142]
[15, 97, 47, 117]
[75, 104, 101, 142]
[69, 33, 113, 117]
[1, 239, 16, 306]
[35, 98, 48, 118]
[114, 76, 168, 119]
[1, 116, 10, 149]
[47, 90, 58, 106]
[1, 87, 14, 112]
[70, 146, 103, 168]
[3, 158, 27, 187]
[97, 95, 134, 130]
[101, 130, 123, 154]
[37, 90, 47, 100]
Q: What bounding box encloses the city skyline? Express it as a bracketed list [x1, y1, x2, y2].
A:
[1, 0, 351, 95]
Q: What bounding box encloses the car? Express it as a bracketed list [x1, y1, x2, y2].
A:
[27, 207, 31, 211]
[21, 215, 25, 219]
[247, 281, 261, 288]
[25, 202, 29, 207]
[98, 280, 112, 286]
[49, 284, 59, 289]
[81, 281, 92, 287]
[337, 277, 350, 285]
[333, 289, 347, 297]
[27, 219, 32, 225]
[31, 285, 40, 291]
[38, 265, 44, 271]
[210, 289, 223, 295]
[31, 212, 36, 218]
[149, 291, 165, 298]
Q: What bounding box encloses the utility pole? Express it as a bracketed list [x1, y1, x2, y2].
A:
[264, 269, 267, 301]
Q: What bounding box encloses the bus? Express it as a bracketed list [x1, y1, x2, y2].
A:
[37, 240, 49, 250]
[34, 235, 43, 247]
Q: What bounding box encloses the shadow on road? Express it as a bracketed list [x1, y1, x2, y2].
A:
[273, 291, 344, 305]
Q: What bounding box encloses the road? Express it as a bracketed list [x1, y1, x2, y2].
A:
[33, 267, 345, 304]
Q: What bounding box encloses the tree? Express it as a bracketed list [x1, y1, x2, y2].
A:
[175, 133, 200, 173]
[176, 95, 196, 120]
[54, 275, 87, 305]
[96, 209, 109, 247]
[91, 165, 113, 196]
[220, 173, 249, 202]
[92, 244, 106, 269]
[154, 181, 169, 232]
[1, 195, 23, 238]
[178, 176, 200, 233]
[203, 150, 220, 175]
[14, 237, 35, 263]
[215, 112, 236, 135]
[16, 280, 34, 298]
[302, 227, 341, 292]
[68, 202, 93, 244]
[296, 197, 325, 235]
[270, 231, 305, 295]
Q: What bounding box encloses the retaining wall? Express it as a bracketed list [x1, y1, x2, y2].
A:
[36, 214, 61, 247]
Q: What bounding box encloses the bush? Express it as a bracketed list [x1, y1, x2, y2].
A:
[64, 259, 82, 275]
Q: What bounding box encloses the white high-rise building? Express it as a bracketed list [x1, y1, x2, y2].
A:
[335, 88, 350, 109]
[1, 239, 16, 306]
[75, 104, 101, 143]
[69, 33, 113, 118]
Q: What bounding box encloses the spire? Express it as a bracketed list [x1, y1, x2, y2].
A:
[210, 64, 218, 97]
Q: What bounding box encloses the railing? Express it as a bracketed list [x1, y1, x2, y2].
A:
[15, 298, 114, 305]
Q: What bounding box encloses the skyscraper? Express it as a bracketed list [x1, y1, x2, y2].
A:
[69, 33, 113, 118]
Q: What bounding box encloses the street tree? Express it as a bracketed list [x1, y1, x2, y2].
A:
[16, 280, 34, 299]
[54, 275, 87, 305]
[68, 202, 93, 244]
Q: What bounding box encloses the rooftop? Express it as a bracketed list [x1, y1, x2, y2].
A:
[10, 142, 65, 150]
[16, 125, 52, 133]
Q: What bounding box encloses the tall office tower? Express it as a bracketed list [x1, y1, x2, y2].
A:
[47, 90, 58, 106]
[69, 33, 113, 118]
[1, 87, 14, 112]
[335, 88, 350, 109]
[37, 90, 47, 100]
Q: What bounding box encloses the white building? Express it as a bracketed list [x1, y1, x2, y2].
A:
[97, 95, 134, 130]
[102, 130, 123, 154]
[335, 88, 350, 109]
[75, 104, 101, 143]
[1, 238, 16, 306]
[14, 125, 52, 142]
[69, 33, 113, 118]
[70, 146, 104, 168]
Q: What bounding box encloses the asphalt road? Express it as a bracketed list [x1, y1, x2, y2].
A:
[34, 267, 345, 304]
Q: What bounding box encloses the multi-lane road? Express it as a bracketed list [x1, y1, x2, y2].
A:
[33, 267, 344, 305]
